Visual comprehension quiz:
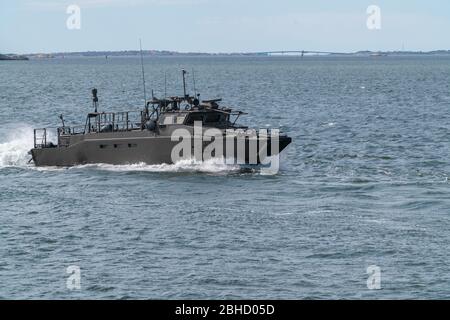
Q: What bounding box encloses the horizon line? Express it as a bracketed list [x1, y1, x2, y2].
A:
[15, 48, 450, 56]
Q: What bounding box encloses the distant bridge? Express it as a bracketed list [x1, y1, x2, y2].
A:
[246, 50, 346, 56]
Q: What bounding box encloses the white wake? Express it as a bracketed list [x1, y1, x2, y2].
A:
[71, 158, 242, 174]
[0, 125, 35, 167]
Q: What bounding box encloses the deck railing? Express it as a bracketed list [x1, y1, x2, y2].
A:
[54, 111, 144, 137]
[85, 111, 144, 134]
[34, 111, 145, 149]
[33, 128, 47, 148]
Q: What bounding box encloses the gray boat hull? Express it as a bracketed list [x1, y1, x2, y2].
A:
[31, 131, 291, 167]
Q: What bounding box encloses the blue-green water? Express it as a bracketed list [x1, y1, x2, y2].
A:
[0, 56, 449, 299]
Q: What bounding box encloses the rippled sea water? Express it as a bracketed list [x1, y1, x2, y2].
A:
[0, 56, 449, 299]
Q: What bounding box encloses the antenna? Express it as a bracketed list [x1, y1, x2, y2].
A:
[164, 71, 167, 101]
[182, 69, 187, 98]
[192, 68, 197, 97]
[139, 39, 147, 108]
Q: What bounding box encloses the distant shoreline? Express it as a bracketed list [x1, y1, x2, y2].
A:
[0, 54, 29, 61]
[4, 50, 450, 60]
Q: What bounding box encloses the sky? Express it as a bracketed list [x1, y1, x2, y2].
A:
[1, 0, 450, 54]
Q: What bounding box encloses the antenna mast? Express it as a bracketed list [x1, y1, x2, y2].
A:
[182, 69, 187, 99]
[164, 71, 167, 100]
[139, 39, 147, 108]
[192, 68, 197, 97]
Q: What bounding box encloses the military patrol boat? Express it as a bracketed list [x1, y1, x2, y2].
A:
[30, 72, 291, 167]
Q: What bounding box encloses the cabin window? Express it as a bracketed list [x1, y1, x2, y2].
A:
[114, 144, 126, 149]
[204, 113, 222, 123]
[163, 116, 175, 125]
[99, 144, 108, 149]
[128, 143, 137, 148]
[186, 114, 204, 125]
[176, 116, 186, 124]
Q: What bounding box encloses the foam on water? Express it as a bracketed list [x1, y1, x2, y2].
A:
[0, 125, 35, 167]
[71, 158, 242, 174]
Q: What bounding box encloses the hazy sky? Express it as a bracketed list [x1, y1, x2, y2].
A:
[1, 0, 450, 54]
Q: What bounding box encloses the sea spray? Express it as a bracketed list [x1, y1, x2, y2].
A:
[69, 158, 242, 174]
[0, 125, 35, 167]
